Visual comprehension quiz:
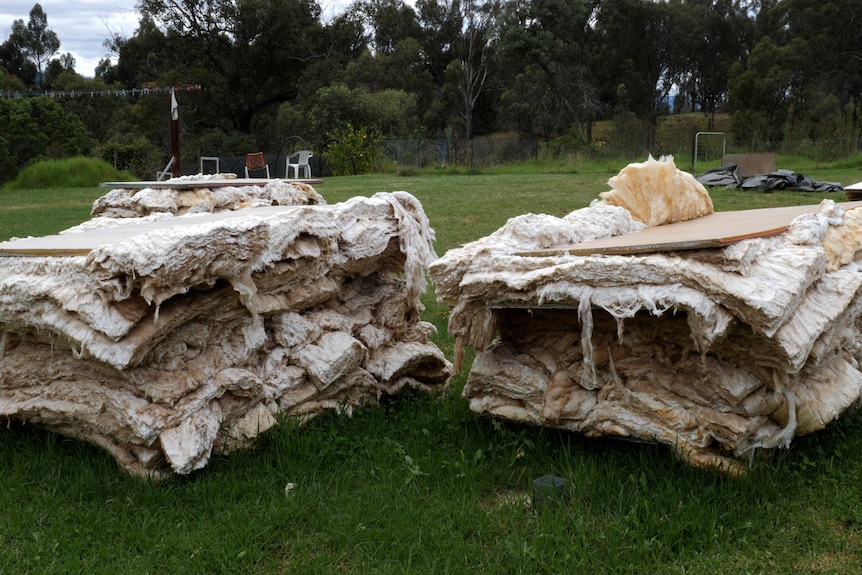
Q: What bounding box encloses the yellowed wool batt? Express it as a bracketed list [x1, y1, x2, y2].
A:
[600, 155, 714, 227]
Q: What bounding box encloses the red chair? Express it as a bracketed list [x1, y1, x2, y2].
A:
[244, 152, 270, 178]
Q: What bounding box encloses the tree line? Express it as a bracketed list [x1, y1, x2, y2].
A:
[1, 0, 860, 181]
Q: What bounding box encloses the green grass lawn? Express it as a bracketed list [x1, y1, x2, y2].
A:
[2, 163, 862, 574]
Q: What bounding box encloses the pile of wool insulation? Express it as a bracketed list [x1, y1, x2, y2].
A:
[429, 156, 862, 474]
[0, 182, 450, 477]
[91, 176, 326, 218]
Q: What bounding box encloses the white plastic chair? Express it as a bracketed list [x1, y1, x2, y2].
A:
[287, 150, 313, 179]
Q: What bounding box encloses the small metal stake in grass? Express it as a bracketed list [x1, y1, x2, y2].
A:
[532, 475, 568, 510]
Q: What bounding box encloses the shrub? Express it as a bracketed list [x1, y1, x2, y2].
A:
[322, 123, 383, 176]
[96, 138, 162, 180]
[3, 157, 135, 190]
[0, 96, 94, 185]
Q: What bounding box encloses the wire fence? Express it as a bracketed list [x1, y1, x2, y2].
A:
[373, 134, 859, 173]
[173, 133, 860, 179]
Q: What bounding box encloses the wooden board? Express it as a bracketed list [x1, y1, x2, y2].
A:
[721, 153, 776, 178]
[0, 205, 305, 257]
[99, 178, 324, 189]
[844, 181, 862, 201]
[519, 201, 862, 257]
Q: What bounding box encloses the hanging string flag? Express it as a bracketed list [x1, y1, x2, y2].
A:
[0, 84, 202, 99]
[171, 88, 179, 121]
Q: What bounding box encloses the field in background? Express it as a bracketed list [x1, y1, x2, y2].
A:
[2, 164, 862, 573]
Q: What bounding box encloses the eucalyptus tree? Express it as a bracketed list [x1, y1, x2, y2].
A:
[342, 0, 433, 112]
[357, 0, 422, 54]
[591, 0, 676, 136]
[724, 0, 862, 153]
[19, 4, 59, 88]
[448, 0, 501, 140]
[131, 0, 327, 134]
[411, 0, 465, 134]
[2, 3, 60, 89]
[778, 0, 862, 152]
[278, 3, 368, 118]
[727, 35, 803, 147]
[415, 0, 464, 87]
[0, 28, 37, 87]
[106, 15, 202, 152]
[495, 0, 601, 142]
[667, 0, 754, 128]
[321, 4, 370, 66]
[109, 15, 173, 90]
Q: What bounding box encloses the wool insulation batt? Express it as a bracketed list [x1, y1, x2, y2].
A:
[0, 180, 450, 477]
[429, 157, 862, 474]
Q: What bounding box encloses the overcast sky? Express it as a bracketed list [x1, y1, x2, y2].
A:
[0, 0, 364, 78]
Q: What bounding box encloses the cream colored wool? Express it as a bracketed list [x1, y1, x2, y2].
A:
[430, 156, 862, 473]
[0, 185, 450, 477]
[91, 179, 325, 218]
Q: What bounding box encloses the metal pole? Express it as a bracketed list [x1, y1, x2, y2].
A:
[170, 89, 181, 178]
[693, 131, 726, 173]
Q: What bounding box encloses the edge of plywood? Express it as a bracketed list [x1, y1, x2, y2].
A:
[0, 205, 306, 257]
[99, 178, 324, 189]
[519, 201, 862, 257]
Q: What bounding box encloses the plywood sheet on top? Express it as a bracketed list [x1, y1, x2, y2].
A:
[0, 205, 302, 257]
[520, 201, 862, 257]
[98, 178, 324, 189]
[844, 181, 862, 201]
